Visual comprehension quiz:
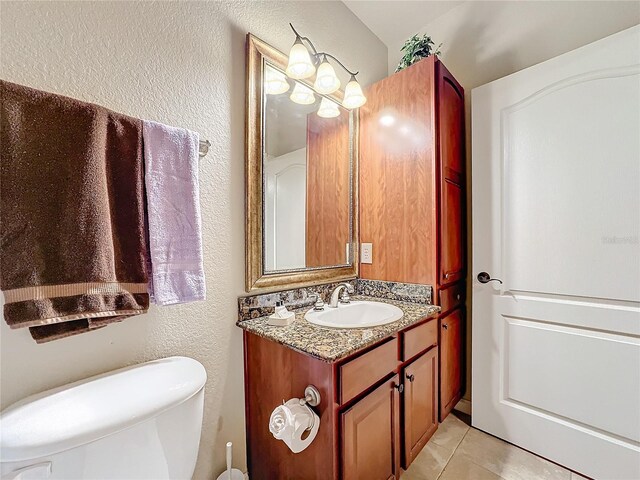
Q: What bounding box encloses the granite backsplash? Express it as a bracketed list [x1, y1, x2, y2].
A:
[355, 279, 432, 304]
[238, 279, 432, 321]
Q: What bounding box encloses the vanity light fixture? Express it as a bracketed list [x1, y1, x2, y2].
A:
[343, 75, 367, 109]
[290, 82, 316, 105]
[286, 23, 366, 109]
[314, 55, 341, 94]
[317, 97, 340, 118]
[265, 65, 290, 95]
[285, 36, 316, 79]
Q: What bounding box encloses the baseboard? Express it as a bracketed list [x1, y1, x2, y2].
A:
[454, 398, 471, 415]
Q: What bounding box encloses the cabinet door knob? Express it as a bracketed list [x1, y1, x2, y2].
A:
[442, 323, 448, 330]
[394, 383, 404, 393]
[406, 373, 415, 382]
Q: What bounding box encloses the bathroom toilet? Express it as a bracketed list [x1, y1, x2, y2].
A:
[0, 356, 207, 480]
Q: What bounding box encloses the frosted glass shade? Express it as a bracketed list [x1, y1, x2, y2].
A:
[265, 66, 290, 95]
[317, 97, 340, 118]
[286, 41, 315, 79]
[343, 77, 366, 109]
[290, 82, 316, 105]
[314, 60, 340, 94]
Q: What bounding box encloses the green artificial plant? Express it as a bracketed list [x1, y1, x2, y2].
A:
[395, 34, 442, 73]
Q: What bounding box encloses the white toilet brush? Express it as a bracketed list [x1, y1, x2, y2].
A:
[216, 442, 244, 480]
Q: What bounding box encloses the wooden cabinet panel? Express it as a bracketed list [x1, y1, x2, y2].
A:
[438, 282, 464, 316]
[340, 338, 398, 404]
[342, 375, 401, 480]
[306, 113, 351, 267]
[244, 332, 337, 480]
[438, 65, 465, 185]
[402, 319, 437, 361]
[359, 57, 437, 285]
[403, 347, 438, 468]
[440, 308, 464, 420]
[441, 179, 464, 285]
[438, 61, 465, 286]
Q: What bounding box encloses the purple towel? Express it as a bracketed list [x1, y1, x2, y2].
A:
[143, 120, 206, 305]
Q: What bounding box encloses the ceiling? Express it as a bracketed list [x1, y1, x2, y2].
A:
[343, 1, 464, 50]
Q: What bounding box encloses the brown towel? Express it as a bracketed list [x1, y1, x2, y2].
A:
[0, 80, 149, 343]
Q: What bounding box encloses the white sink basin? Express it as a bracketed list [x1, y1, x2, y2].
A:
[304, 300, 403, 329]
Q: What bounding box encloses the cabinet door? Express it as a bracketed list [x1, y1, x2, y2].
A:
[441, 179, 464, 285]
[438, 65, 465, 185]
[440, 308, 464, 420]
[403, 347, 438, 468]
[342, 376, 401, 480]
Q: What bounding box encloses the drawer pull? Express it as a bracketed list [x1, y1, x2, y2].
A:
[394, 383, 404, 393]
[406, 373, 415, 383]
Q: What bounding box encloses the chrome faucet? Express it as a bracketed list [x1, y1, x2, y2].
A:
[328, 283, 355, 308]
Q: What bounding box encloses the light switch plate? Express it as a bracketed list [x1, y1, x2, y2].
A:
[361, 243, 373, 264]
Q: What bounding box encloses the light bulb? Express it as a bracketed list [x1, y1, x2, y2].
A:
[314, 58, 340, 94]
[317, 97, 340, 118]
[285, 39, 315, 79]
[342, 76, 366, 109]
[265, 66, 289, 95]
[290, 82, 315, 105]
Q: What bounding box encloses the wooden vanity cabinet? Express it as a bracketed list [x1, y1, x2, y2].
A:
[243, 316, 439, 480]
[402, 347, 438, 468]
[359, 56, 466, 423]
[243, 332, 339, 480]
[439, 307, 464, 419]
[342, 375, 402, 480]
[440, 178, 464, 285]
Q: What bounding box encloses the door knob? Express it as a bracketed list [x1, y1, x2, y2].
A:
[394, 383, 404, 393]
[406, 373, 415, 382]
[477, 272, 503, 284]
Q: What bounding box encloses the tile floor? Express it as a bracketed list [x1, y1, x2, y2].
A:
[403, 413, 588, 480]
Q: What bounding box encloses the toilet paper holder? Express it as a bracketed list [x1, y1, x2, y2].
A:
[269, 385, 322, 453]
[300, 385, 321, 407]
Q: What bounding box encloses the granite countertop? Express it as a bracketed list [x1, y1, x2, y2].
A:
[236, 295, 440, 362]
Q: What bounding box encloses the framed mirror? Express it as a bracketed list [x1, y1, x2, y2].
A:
[245, 34, 358, 292]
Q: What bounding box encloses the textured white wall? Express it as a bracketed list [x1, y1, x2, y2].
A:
[387, 1, 640, 82]
[387, 1, 640, 404]
[0, 1, 387, 477]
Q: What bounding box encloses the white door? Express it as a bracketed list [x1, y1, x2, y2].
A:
[264, 148, 307, 271]
[472, 26, 640, 480]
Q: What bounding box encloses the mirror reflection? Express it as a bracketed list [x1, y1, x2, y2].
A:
[263, 62, 353, 273]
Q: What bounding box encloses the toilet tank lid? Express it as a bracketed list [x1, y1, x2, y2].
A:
[0, 356, 207, 463]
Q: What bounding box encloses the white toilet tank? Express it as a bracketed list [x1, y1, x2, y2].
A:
[0, 356, 207, 480]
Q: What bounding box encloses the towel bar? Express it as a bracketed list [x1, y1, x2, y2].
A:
[198, 139, 211, 158]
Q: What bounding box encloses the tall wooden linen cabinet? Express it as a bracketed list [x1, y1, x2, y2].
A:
[359, 56, 466, 422]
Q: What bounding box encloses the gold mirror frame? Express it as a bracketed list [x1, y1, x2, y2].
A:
[245, 33, 359, 292]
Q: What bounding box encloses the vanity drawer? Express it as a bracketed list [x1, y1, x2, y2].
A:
[339, 338, 398, 404]
[439, 283, 464, 315]
[402, 320, 438, 361]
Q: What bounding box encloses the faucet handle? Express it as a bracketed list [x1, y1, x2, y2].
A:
[312, 294, 325, 311]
